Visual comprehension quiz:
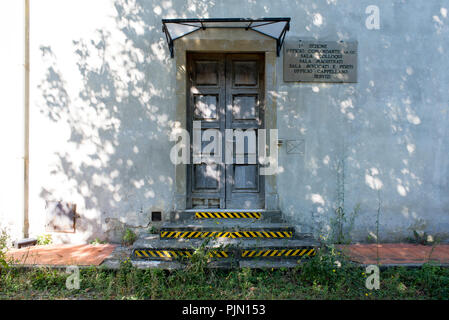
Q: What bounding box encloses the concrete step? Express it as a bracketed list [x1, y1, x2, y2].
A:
[239, 259, 303, 269]
[135, 234, 319, 248]
[131, 259, 306, 269]
[131, 259, 238, 269]
[169, 210, 284, 223]
[132, 234, 319, 261]
[159, 221, 296, 239]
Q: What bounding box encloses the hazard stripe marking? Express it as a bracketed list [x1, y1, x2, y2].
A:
[241, 248, 317, 259]
[134, 249, 232, 260]
[141, 250, 149, 257]
[160, 230, 293, 239]
[134, 248, 316, 260]
[195, 212, 261, 219]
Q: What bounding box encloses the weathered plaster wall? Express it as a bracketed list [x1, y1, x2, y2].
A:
[22, 0, 449, 243]
[274, 1, 449, 242]
[29, 0, 177, 243]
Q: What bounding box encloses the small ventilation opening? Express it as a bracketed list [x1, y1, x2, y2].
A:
[151, 211, 162, 222]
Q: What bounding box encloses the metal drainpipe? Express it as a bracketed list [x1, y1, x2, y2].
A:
[24, 0, 30, 238]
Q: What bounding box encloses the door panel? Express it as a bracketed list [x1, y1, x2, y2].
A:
[232, 95, 259, 121]
[193, 94, 218, 120]
[187, 53, 264, 209]
[232, 61, 258, 87]
[225, 54, 265, 209]
[194, 61, 220, 86]
[193, 163, 220, 189]
[187, 53, 226, 209]
[233, 165, 259, 190]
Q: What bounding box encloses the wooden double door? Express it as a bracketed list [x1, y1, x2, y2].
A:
[187, 53, 265, 209]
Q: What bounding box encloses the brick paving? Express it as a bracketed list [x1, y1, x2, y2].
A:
[5, 243, 449, 267]
[337, 243, 449, 265]
[6, 244, 117, 266]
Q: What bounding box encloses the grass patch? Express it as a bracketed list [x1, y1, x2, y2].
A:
[1, 248, 448, 300]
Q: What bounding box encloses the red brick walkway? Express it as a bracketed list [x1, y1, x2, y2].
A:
[337, 244, 449, 265]
[6, 244, 117, 266]
[5, 243, 449, 267]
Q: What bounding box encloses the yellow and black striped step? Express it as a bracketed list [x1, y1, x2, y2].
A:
[241, 248, 316, 258]
[195, 212, 261, 219]
[170, 210, 284, 223]
[160, 230, 293, 239]
[134, 249, 229, 259]
[133, 247, 317, 260]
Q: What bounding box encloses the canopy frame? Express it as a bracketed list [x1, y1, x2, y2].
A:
[161, 17, 291, 58]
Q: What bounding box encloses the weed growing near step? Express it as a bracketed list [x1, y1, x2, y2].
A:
[329, 157, 360, 245]
[184, 242, 210, 276]
[90, 238, 107, 245]
[37, 234, 52, 246]
[148, 226, 158, 234]
[0, 229, 9, 269]
[122, 229, 137, 246]
[408, 230, 438, 246]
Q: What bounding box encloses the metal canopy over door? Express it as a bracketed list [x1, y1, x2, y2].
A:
[187, 53, 265, 209]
